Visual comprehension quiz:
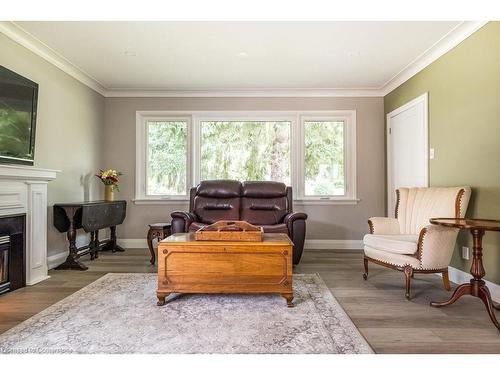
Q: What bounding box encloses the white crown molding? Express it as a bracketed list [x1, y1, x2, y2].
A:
[0, 21, 107, 96]
[1, 21, 488, 98]
[380, 21, 488, 96]
[104, 88, 384, 98]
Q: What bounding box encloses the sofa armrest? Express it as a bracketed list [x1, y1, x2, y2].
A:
[283, 212, 307, 265]
[284, 212, 308, 225]
[171, 211, 196, 233]
[367, 217, 400, 235]
[418, 224, 459, 269]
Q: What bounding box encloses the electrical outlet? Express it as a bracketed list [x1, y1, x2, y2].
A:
[462, 246, 470, 260]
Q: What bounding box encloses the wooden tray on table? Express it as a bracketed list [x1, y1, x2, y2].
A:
[195, 220, 263, 242]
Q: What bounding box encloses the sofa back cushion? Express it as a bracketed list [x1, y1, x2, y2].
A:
[193, 180, 241, 224]
[240, 181, 289, 225]
[396, 186, 471, 234]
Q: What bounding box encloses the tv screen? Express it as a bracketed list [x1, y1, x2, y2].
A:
[0, 65, 38, 165]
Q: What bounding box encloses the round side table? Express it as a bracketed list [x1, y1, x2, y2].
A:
[429, 218, 500, 331]
[147, 223, 171, 265]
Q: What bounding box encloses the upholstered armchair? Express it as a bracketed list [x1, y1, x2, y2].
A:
[363, 187, 471, 299]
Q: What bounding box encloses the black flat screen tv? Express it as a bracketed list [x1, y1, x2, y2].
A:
[0, 65, 38, 165]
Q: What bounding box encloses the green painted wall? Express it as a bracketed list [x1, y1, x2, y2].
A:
[384, 22, 500, 284]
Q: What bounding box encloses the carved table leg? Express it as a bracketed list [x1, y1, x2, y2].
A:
[430, 228, 499, 331]
[430, 283, 472, 307]
[157, 292, 171, 306]
[55, 223, 88, 270]
[102, 226, 125, 253]
[478, 285, 500, 331]
[147, 228, 156, 265]
[282, 293, 294, 308]
[89, 231, 96, 260]
[94, 230, 100, 259]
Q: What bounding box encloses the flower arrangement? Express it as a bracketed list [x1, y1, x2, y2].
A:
[96, 169, 123, 191]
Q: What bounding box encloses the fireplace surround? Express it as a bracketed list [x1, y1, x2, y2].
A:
[0, 164, 57, 286]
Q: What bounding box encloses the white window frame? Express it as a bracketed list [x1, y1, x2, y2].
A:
[297, 112, 357, 203]
[135, 114, 192, 201]
[135, 110, 358, 205]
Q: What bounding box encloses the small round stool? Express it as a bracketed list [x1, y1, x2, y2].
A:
[147, 223, 171, 265]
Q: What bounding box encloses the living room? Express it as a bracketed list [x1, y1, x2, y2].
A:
[1, 0, 499, 371]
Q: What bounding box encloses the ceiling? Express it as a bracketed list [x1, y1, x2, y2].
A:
[8, 21, 478, 95]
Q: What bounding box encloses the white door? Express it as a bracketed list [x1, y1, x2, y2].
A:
[387, 93, 429, 217]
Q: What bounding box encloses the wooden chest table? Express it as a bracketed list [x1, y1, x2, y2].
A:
[157, 232, 294, 307]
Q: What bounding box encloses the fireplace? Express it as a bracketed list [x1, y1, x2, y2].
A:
[0, 215, 25, 294]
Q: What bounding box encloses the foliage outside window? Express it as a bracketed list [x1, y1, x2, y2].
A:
[304, 121, 345, 196]
[147, 120, 188, 195]
[136, 111, 356, 202]
[200, 121, 291, 185]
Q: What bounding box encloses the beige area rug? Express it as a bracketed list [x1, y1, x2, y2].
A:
[0, 273, 373, 354]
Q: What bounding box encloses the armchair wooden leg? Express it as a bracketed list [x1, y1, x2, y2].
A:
[404, 265, 414, 300]
[363, 257, 369, 280]
[442, 270, 451, 291]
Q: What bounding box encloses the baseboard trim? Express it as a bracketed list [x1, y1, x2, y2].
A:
[118, 239, 148, 249]
[117, 238, 363, 250]
[47, 251, 68, 270]
[446, 266, 500, 303]
[304, 239, 363, 250]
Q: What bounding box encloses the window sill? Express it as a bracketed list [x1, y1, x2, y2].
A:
[133, 198, 360, 206]
[294, 198, 360, 206]
[133, 198, 189, 205]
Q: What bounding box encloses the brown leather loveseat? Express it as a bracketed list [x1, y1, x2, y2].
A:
[171, 180, 308, 264]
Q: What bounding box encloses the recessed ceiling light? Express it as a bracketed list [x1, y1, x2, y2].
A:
[238, 51, 249, 58]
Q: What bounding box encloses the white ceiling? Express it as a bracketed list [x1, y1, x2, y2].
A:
[13, 21, 464, 92]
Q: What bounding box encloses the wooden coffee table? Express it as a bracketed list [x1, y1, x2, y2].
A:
[156, 232, 294, 307]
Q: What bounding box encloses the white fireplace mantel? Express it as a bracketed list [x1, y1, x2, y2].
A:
[0, 164, 58, 285]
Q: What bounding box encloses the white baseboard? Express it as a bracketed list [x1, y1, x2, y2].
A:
[446, 266, 500, 303]
[47, 251, 68, 270]
[118, 239, 148, 249]
[305, 239, 363, 250]
[117, 238, 363, 250]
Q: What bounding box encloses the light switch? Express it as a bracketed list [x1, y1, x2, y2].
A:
[429, 148, 435, 160]
[462, 246, 470, 260]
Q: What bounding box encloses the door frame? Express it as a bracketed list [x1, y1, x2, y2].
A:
[386, 92, 429, 217]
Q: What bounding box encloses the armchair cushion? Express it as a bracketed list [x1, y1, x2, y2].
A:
[364, 246, 421, 269]
[363, 234, 418, 255]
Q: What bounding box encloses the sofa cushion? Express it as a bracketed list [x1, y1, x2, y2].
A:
[363, 234, 418, 255]
[193, 196, 240, 224]
[241, 181, 287, 198]
[196, 180, 241, 198]
[240, 181, 288, 225]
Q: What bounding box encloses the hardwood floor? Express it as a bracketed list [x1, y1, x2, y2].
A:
[0, 248, 499, 353]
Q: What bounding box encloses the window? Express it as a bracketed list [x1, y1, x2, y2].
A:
[304, 120, 345, 196]
[146, 120, 188, 196]
[135, 111, 357, 203]
[200, 121, 291, 184]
